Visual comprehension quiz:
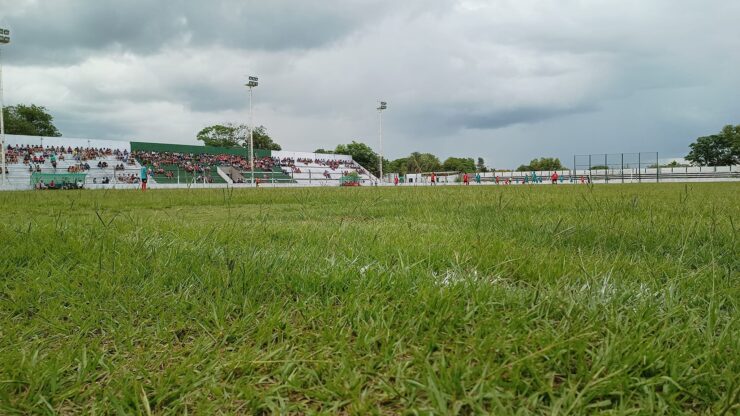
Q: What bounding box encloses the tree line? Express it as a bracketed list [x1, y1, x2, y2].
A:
[3, 103, 738, 172]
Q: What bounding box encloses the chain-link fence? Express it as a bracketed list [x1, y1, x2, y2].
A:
[573, 152, 660, 183]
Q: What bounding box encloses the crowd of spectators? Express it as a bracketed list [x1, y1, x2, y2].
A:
[132, 150, 251, 175]
[4, 144, 134, 174]
[117, 174, 140, 184]
[34, 179, 84, 190]
[66, 164, 90, 173]
[6, 145, 373, 186]
[4, 144, 130, 164]
[132, 151, 296, 181]
[281, 157, 367, 175]
[280, 157, 356, 169]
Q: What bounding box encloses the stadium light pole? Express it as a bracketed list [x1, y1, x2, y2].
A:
[0, 28, 10, 186]
[377, 101, 387, 183]
[245, 76, 258, 187]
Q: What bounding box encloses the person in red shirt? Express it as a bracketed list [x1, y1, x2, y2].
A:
[551, 172, 559, 184]
[394, 175, 399, 186]
[430, 172, 436, 185]
[463, 173, 469, 185]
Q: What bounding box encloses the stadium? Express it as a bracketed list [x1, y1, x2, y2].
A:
[1, 3, 739, 415]
[3, 134, 738, 191]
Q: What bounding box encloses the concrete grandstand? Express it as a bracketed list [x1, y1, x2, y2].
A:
[1, 135, 380, 190]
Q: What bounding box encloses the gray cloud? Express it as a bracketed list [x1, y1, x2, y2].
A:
[3, 0, 403, 65]
[469, 105, 597, 129]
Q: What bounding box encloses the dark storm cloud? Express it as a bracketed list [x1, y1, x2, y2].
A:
[397, 104, 597, 139]
[457, 105, 597, 130]
[4, 0, 387, 65]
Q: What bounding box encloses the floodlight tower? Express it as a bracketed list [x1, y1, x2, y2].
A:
[0, 28, 10, 186]
[245, 76, 258, 186]
[377, 101, 387, 183]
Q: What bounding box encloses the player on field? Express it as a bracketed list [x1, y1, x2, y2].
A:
[140, 166, 148, 191]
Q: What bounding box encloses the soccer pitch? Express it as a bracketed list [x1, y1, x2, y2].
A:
[1, 184, 738, 414]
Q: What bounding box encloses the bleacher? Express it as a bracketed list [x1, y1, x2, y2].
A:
[2, 136, 141, 189]
[2, 135, 379, 190]
[131, 142, 247, 184]
[144, 163, 227, 184]
[272, 150, 377, 185]
[237, 166, 295, 184]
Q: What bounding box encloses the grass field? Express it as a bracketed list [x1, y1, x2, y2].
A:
[0, 183, 738, 414]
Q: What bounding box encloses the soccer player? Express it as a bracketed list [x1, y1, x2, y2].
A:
[140, 165, 148, 191]
[551, 171, 559, 184]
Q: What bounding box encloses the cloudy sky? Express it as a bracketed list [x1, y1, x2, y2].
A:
[1, 0, 738, 167]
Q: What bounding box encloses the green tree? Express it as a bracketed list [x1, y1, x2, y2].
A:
[685, 125, 739, 166]
[443, 157, 476, 173]
[406, 152, 442, 173]
[516, 157, 564, 171]
[387, 157, 409, 175]
[3, 104, 62, 137]
[196, 123, 281, 150]
[476, 157, 488, 172]
[251, 126, 281, 151]
[196, 124, 240, 148]
[314, 148, 335, 154]
[335, 141, 380, 176]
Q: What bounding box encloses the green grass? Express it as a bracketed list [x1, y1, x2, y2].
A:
[0, 183, 738, 414]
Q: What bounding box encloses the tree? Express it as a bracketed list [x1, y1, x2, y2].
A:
[196, 124, 240, 148]
[443, 157, 476, 173]
[516, 157, 564, 171]
[590, 165, 609, 170]
[476, 157, 488, 173]
[314, 148, 335, 154]
[196, 123, 281, 150]
[334, 141, 380, 176]
[252, 126, 281, 151]
[406, 152, 442, 173]
[3, 104, 62, 137]
[387, 157, 409, 175]
[685, 125, 739, 166]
